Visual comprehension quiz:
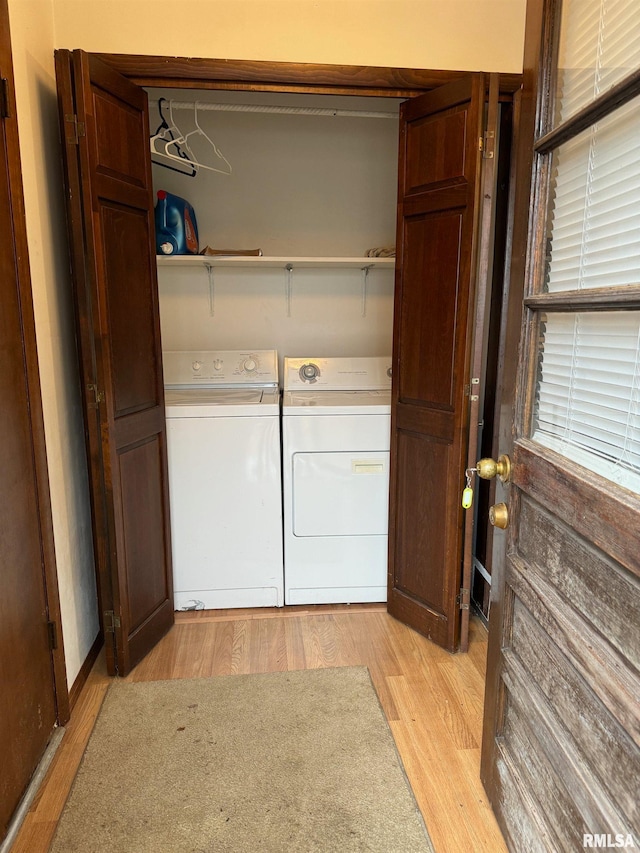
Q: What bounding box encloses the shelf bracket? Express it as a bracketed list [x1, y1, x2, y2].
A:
[361, 264, 374, 317]
[205, 263, 215, 316]
[285, 263, 294, 317]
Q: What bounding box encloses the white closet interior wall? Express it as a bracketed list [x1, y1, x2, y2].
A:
[148, 88, 401, 367]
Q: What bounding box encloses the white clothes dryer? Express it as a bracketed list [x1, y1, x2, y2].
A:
[282, 356, 392, 605]
[164, 350, 283, 610]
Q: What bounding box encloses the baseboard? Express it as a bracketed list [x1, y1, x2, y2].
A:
[0, 726, 65, 853]
[68, 632, 103, 712]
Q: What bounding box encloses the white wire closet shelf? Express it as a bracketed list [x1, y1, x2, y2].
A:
[149, 98, 399, 120]
[155, 255, 395, 269]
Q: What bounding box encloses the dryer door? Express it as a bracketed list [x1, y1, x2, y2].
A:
[293, 451, 389, 537]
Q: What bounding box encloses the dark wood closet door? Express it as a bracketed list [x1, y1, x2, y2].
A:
[55, 50, 174, 676]
[0, 0, 61, 837]
[387, 74, 487, 652]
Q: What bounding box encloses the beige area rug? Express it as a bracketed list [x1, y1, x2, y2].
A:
[50, 667, 434, 852]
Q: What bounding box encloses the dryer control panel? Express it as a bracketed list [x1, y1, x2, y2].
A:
[284, 356, 392, 391]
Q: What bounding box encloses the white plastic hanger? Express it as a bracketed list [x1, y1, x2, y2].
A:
[150, 99, 232, 177]
[175, 102, 232, 176]
[150, 98, 197, 177]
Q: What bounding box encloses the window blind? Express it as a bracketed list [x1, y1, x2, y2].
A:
[533, 312, 640, 493]
[545, 94, 640, 293]
[555, 0, 640, 126]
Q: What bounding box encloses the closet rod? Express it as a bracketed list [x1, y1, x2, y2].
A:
[149, 99, 398, 120]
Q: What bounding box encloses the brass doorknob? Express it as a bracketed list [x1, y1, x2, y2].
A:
[476, 454, 511, 483]
[489, 502, 509, 529]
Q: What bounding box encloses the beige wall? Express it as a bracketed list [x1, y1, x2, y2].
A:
[7, 0, 526, 687]
[8, 0, 98, 686]
[52, 0, 526, 73]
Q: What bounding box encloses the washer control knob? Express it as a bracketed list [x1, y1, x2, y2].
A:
[300, 363, 320, 383]
[243, 357, 258, 373]
[213, 359, 223, 370]
[192, 361, 202, 372]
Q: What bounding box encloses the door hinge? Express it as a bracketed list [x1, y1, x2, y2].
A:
[47, 620, 58, 650]
[87, 383, 105, 408]
[469, 376, 480, 402]
[0, 78, 10, 119]
[465, 385, 479, 402]
[458, 588, 471, 611]
[479, 130, 495, 159]
[104, 610, 121, 633]
[64, 113, 86, 144]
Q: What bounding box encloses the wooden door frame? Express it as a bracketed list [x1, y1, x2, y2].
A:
[74, 52, 522, 658]
[1, 0, 69, 724]
[99, 54, 521, 629]
[480, 0, 550, 809]
[92, 54, 522, 98]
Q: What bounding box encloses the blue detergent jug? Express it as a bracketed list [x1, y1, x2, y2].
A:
[155, 190, 199, 255]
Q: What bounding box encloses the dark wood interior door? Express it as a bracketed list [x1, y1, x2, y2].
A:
[55, 49, 174, 676]
[0, 0, 62, 837]
[387, 74, 487, 652]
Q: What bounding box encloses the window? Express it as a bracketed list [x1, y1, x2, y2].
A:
[544, 96, 640, 294]
[530, 0, 640, 494]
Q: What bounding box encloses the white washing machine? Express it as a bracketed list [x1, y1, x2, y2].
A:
[164, 350, 283, 610]
[282, 356, 392, 605]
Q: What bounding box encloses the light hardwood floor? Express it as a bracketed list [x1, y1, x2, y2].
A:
[12, 605, 507, 853]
